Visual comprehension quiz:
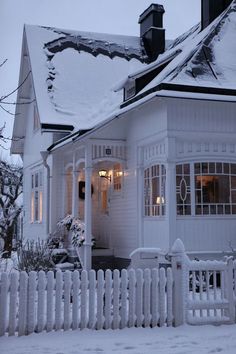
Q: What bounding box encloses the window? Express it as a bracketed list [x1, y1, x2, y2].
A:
[176, 164, 191, 216]
[31, 170, 43, 222]
[113, 163, 123, 191]
[176, 162, 236, 217]
[144, 164, 166, 216]
[195, 162, 236, 215]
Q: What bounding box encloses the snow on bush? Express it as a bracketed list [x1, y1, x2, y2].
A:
[57, 215, 96, 248]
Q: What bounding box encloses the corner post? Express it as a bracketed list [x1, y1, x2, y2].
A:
[84, 143, 92, 270]
[171, 239, 188, 327]
[226, 257, 235, 323]
[72, 152, 79, 217]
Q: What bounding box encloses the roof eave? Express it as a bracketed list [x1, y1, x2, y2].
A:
[121, 82, 236, 108]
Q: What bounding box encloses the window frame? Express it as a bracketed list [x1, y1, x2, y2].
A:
[113, 163, 123, 193]
[144, 163, 166, 217]
[31, 169, 43, 223]
[176, 161, 236, 217]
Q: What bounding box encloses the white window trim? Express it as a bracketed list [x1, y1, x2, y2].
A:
[144, 163, 166, 217]
[31, 169, 43, 223]
[176, 161, 236, 218]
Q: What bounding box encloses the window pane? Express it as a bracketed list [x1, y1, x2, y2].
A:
[35, 191, 39, 221]
[231, 176, 236, 189]
[202, 163, 208, 174]
[223, 163, 229, 174]
[195, 163, 200, 174]
[184, 164, 190, 175]
[39, 171, 43, 186]
[176, 164, 191, 216]
[35, 173, 39, 188]
[194, 162, 235, 216]
[216, 163, 222, 174]
[152, 177, 159, 206]
[209, 163, 215, 174]
[176, 165, 182, 175]
[113, 163, 122, 191]
[231, 164, 236, 175]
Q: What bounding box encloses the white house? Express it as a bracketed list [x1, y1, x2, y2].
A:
[11, 1, 236, 270]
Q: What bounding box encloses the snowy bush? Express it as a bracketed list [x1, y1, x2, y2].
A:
[57, 215, 96, 248]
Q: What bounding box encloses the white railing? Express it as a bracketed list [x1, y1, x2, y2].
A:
[0, 267, 173, 337]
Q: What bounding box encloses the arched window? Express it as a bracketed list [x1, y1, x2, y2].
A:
[144, 164, 166, 216]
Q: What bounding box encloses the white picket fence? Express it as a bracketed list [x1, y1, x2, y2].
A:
[0, 267, 173, 336]
[1, 239, 236, 337]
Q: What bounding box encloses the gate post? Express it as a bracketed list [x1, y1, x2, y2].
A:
[171, 239, 188, 327]
[227, 257, 235, 324]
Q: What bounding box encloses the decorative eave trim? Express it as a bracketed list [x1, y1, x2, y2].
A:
[47, 129, 89, 152]
[121, 82, 236, 108]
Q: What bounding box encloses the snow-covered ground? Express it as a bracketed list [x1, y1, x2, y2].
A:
[1, 324, 236, 354]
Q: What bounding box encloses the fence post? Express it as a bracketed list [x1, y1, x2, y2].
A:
[226, 257, 235, 324]
[171, 239, 188, 327]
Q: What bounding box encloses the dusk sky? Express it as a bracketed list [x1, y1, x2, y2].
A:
[0, 0, 200, 159]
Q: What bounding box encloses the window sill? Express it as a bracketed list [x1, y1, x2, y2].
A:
[177, 215, 236, 220]
[144, 216, 166, 221]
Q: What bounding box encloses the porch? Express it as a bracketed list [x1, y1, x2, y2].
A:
[54, 139, 128, 270]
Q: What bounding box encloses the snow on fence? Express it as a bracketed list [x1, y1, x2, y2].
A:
[0, 267, 173, 337]
[171, 239, 236, 326]
[186, 258, 236, 325]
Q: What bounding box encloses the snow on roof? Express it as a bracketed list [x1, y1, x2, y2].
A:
[127, 1, 236, 99]
[25, 25, 147, 130]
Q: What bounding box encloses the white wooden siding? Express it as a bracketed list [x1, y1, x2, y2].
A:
[22, 86, 53, 241]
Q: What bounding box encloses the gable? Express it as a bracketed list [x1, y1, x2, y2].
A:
[24, 25, 147, 131]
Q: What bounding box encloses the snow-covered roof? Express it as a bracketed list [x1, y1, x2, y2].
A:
[24, 24, 148, 130]
[123, 0, 236, 106]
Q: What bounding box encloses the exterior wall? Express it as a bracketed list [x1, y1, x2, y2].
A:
[22, 87, 53, 242]
[49, 96, 236, 259]
[167, 98, 236, 253]
[128, 99, 169, 252]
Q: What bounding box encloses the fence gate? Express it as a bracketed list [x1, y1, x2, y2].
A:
[186, 258, 235, 325]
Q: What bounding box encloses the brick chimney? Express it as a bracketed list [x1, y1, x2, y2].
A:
[201, 0, 232, 30]
[139, 4, 165, 62]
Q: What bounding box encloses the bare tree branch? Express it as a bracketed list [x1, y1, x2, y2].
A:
[0, 71, 31, 102]
[0, 59, 7, 68]
[0, 98, 36, 105]
[0, 104, 15, 115]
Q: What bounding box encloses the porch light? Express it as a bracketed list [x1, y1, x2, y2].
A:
[98, 169, 111, 182]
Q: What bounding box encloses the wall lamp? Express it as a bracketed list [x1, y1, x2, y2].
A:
[98, 169, 111, 182]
